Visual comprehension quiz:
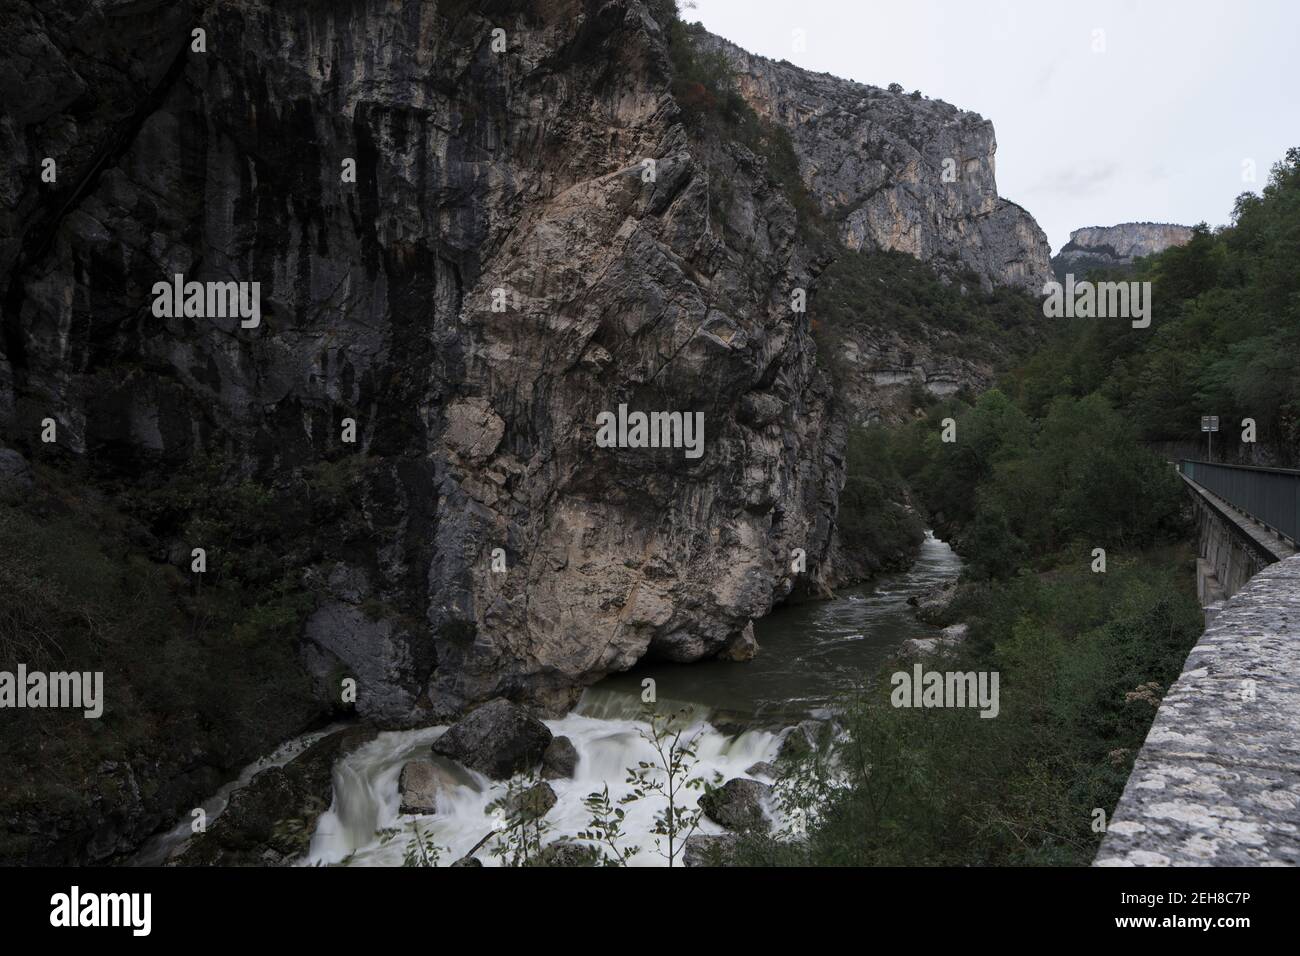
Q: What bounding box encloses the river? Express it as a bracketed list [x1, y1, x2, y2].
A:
[299, 531, 961, 866]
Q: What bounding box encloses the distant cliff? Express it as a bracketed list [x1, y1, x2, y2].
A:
[700, 33, 1053, 293]
[1052, 222, 1195, 281]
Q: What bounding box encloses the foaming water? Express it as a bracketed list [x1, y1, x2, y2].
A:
[305, 698, 780, 867]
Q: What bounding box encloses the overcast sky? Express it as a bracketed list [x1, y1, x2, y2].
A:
[686, 0, 1299, 252]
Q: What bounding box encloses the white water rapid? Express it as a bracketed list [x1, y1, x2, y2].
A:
[304, 692, 782, 867]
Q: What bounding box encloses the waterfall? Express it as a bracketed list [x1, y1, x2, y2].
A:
[304, 693, 781, 867]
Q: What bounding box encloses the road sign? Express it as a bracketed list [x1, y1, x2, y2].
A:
[1201, 416, 1219, 432]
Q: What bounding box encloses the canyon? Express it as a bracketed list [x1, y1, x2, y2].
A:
[0, 0, 1052, 863]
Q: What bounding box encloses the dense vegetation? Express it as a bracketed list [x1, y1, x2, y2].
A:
[736, 551, 1200, 865]
[815, 248, 1045, 369]
[836, 425, 926, 577]
[1011, 148, 1300, 459]
[0, 452, 372, 862]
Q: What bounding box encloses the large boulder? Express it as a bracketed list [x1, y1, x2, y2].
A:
[698, 778, 772, 833]
[431, 699, 553, 779]
[167, 726, 377, 866]
[397, 759, 456, 815]
[541, 736, 579, 780]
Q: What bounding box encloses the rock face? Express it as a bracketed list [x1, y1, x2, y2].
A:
[431, 698, 552, 779]
[0, 0, 1053, 731]
[699, 35, 1052, 293]
[1052, 222, 1194, 280]
[0, 0, 846, 720]
[832, 328, 996, 427]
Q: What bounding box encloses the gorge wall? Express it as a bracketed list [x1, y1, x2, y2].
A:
[701, 32, 1053, 294]
[0, 0, 1055, 862]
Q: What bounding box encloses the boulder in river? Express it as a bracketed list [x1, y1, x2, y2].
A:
[745, 761, 778, 779]
[541, 735, 579, 780]
[683, 833, 740, 867]
[431, 698, 553, 779]
[533, 839, 601, 867]
[699, 778, 772, 833]
[777, 719, 833, 762]
[167, 725, 377, 866]
[398, 759, 456, 815]
[903, 622, 968, 657]
[908, 581, 958, 623]
[718, 621, 759, 661]
[504, 782, 558, 821]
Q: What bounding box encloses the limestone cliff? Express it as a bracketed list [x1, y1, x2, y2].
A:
[699, 33, 1053, 293]
[0, 0, 1049, 728]
[1052, 222, 1194, 280]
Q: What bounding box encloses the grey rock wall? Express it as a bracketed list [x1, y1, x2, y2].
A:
[699, 33, 1053, 293]
[1, 0, 1053, 722]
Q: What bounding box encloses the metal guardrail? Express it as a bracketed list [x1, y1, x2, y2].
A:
[1179, 459, 1300, 545]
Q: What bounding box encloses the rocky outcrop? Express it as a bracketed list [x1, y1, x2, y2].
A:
[1, 0, 1054, 749]
[1052, 222, 1194, 280]
[699, 34, 1052, 293]
[833, 329, 995, 426]
[431, 698, 552, 779]
[0, 0, 845, 723]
